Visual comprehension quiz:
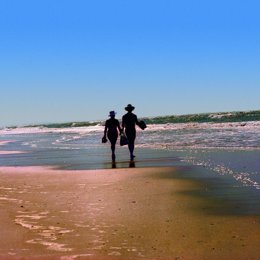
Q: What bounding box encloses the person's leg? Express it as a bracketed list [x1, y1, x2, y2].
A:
[111, 142, 116, 161]
[125, 130, 136, 161]
[108, 135, 118, 162]
[128, 141, 135, 160]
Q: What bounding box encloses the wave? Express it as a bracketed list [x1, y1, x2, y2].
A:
[1, 109, 260, 136]
[1, 110, 259, 131]
[0, 125, 104, 135]
[1, 120, 260, 136]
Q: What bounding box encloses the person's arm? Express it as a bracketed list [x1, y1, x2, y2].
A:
[103, 122, 108, 138]
[135, 114, 139, 125]
[117, 120, 122, 134]
[121, 116, 125, 132]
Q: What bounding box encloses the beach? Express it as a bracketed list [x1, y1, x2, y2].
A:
[0, 123, 260, 259]
[1, 0, 260, 257]
[0, 166, 259, 260]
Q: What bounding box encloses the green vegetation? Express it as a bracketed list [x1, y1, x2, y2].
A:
[25, 121, 102, 129]
[142, 110, 260, 124]
[21, 110, 260, 129]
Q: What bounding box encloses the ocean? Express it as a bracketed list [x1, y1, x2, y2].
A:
[0, 120, 260, 192]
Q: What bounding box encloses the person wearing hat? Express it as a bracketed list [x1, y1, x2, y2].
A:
[122, 104, 140, 161]
[103, 111, 122, 162]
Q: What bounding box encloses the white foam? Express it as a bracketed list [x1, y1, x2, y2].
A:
[0, 125, 104, 135]
[1, 121, 260, 135]
[0, 149, 26, 155]
[145, 121, 260, 132]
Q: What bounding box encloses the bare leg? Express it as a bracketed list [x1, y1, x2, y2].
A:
[125, 130, 136, 161]
[111, 142, 116, 162]
[128, 142, 135, 161]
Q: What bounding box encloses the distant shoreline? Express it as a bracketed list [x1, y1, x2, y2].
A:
[1, 109, 260, 129]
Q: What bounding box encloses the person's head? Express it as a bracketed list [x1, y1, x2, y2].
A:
[109, 111, 116, 118]
[125, 104, 135, 112]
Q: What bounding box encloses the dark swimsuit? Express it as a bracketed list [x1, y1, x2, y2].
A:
[105, 118, 120, 144]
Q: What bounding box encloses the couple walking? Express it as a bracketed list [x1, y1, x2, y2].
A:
[103, 104, 143, 162]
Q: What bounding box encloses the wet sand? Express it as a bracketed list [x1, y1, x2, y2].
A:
[0, 166, 259, 260]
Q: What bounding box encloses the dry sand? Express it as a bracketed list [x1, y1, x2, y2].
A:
[0, 166, 259, 260]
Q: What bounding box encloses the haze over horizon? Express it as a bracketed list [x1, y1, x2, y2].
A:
[1, 0, 259, 127]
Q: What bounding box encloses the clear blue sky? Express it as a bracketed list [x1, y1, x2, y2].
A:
[0, 0, 259, 127]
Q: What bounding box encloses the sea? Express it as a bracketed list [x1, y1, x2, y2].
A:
[1, 113, 260, 216]
[1, 119, 260, 191]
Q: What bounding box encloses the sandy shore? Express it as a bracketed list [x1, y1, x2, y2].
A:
[0, 166, 259, 260]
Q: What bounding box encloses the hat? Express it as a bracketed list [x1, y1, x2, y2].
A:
[109, 111, 116, 117]
[125, 104, 135, 111]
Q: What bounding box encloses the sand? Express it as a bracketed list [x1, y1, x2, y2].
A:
[0, 166, 259, 260]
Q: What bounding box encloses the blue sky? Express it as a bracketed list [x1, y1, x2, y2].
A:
[0, 0, 259, 127]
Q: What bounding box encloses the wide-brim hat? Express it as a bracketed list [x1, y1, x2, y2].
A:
[109, 111, 116, 117]
[125, 104, 135, 111]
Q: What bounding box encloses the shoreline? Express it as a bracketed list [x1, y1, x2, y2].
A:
[0, 166, 259, 259]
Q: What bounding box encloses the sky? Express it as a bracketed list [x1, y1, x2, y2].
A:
[0, 0, 259, 127]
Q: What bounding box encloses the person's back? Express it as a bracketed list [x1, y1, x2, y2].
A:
[122, 112, 138, 130]
[106, 118, 120, 137]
